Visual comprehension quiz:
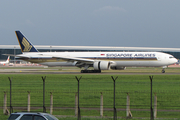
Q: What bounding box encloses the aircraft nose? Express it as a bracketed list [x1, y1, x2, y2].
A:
[170, 58, 178, 65]
[175, 58, 178, 63]
[173, 58, 178, 64]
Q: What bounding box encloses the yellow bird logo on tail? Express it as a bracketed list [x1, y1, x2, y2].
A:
[22, 37, 32, 52]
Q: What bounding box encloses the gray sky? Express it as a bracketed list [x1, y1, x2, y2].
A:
[0, 0, 180, 48]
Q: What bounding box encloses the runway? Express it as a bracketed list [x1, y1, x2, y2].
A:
[0, 66, 179, 75]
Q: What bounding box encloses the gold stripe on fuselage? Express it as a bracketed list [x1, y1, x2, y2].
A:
[20, 57, 158, 63]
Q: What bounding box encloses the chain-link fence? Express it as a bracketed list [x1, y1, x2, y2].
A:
[1, 75, 180, 119]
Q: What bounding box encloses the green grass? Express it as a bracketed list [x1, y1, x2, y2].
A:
[1, 74, 180, 119]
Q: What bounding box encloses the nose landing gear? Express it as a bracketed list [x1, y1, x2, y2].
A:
[161, 66, 167, 73]
[161, 68, 165, 73]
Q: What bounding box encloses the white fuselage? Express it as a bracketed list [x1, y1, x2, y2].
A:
[0, 61, 9, 65]
[0, 56, 10, 65]
[16, 52, 177, 69]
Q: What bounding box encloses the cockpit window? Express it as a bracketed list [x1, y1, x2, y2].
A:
[169, 56, 174, 59]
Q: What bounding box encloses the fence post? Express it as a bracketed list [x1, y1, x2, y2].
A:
[42, 76, 46, 113]
[154, 93, 157, 118]
[126, 93, 132, 118]
[3, 91, 9, 115]
[75, 76, 82, 120]
[111, 76, 118, 120]
[8, 77, 13, 114]
[27, 91, 30, 112]
[149, 76, 154, 120]
[3, 91, 7, 114]
[100, 92, 103, 117]
[75, 92, 78, 116]
[50, 92, 53, 114]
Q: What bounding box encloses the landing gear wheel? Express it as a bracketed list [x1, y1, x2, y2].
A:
[162, 69, 165, 73]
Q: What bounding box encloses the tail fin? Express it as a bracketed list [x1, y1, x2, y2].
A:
[6, 56, 10, 63]
[15, 31, 38, 52]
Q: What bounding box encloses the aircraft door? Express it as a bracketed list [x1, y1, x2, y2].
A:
[157, 54, 162, 61]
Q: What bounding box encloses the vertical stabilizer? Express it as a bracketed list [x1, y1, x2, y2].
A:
[6, 56, 10, 63]
[15, 31, 38, 53]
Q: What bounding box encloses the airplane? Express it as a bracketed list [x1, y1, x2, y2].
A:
[5, 31, 178, 73]
[0, 56, 10, 65]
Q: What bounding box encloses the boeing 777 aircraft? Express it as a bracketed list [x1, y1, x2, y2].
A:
[0, 56, 10, 65]
[5, 31, 178, 73]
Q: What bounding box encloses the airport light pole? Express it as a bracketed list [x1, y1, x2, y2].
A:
[14, 46, 16, 66]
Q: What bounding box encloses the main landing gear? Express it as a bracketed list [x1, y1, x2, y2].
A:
[81, 70, 101, 73]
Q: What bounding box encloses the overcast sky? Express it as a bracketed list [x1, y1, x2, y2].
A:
[0, 0, 180, 48]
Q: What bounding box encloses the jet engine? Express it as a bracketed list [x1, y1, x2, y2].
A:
[110, 66, 126, 70]
[93, 61, 110, 70]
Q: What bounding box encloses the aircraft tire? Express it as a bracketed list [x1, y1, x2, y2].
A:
[162, 70, 165, 73]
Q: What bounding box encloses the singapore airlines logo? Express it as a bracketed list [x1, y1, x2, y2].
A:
[22, 37, 32, 52]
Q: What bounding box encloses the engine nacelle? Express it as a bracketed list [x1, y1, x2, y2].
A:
[93, 61, 110, 70]
[110, 66, 126, 70]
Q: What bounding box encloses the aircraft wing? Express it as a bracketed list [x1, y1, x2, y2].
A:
[52, 56, 94, 63]
[4, 54, 95, 63]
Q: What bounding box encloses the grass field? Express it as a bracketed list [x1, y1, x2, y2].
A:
[1, 67, 180, 119]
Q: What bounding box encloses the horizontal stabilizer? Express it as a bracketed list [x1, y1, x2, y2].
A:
[3, 54, 31, 58]
[3, 54, 16, 57]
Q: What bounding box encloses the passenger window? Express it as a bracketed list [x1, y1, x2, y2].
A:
[20, 115, 33, 120]
[34, 115, 46, 120]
